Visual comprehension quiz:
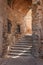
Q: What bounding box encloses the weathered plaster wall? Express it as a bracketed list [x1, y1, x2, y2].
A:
[0, 0, 7, 57]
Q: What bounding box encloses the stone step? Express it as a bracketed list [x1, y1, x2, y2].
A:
[12, 43, 32, 46]
[11, 45, 32, 47]
[8, 53, 31, 56]
[9, 49, 31, 52]
[19, 38, 32, 41]
[11, 45, 32, 48]
[19, 38, 32, 40]
[8, 50, 31, 54]
[17, 36, 32, 43]
[17, 41, 32, 43]
[7, 53, 31, 58]
[6, 36, 32, 58]
[10, 46, 32, 49]
[10, 47, 32, 50]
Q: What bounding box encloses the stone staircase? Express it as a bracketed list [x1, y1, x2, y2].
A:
[6, 35, 32, 58]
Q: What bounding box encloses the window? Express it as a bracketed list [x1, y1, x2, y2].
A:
[7, 19, 12, 33]
[16, 25, 21, 34]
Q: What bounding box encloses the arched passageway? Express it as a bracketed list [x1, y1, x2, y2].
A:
[4, 0, 33, 58]
[0, 0, 43, 59]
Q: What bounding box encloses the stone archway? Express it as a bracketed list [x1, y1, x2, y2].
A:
[5, 0, 43, 58]
[0, 0, 43, 58]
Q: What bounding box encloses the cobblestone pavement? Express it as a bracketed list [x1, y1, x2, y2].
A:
[0, 56, 43, 65]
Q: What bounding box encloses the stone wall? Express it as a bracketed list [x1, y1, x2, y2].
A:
[0, 0, 7, 57]
[32, 0, 43, 57]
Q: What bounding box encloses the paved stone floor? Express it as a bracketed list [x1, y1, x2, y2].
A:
[0, 56, 43, 65]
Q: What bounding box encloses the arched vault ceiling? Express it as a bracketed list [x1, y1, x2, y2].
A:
[12, 0, 32, 15]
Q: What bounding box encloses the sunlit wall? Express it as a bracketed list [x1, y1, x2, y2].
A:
[24, 9, 32, 35]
